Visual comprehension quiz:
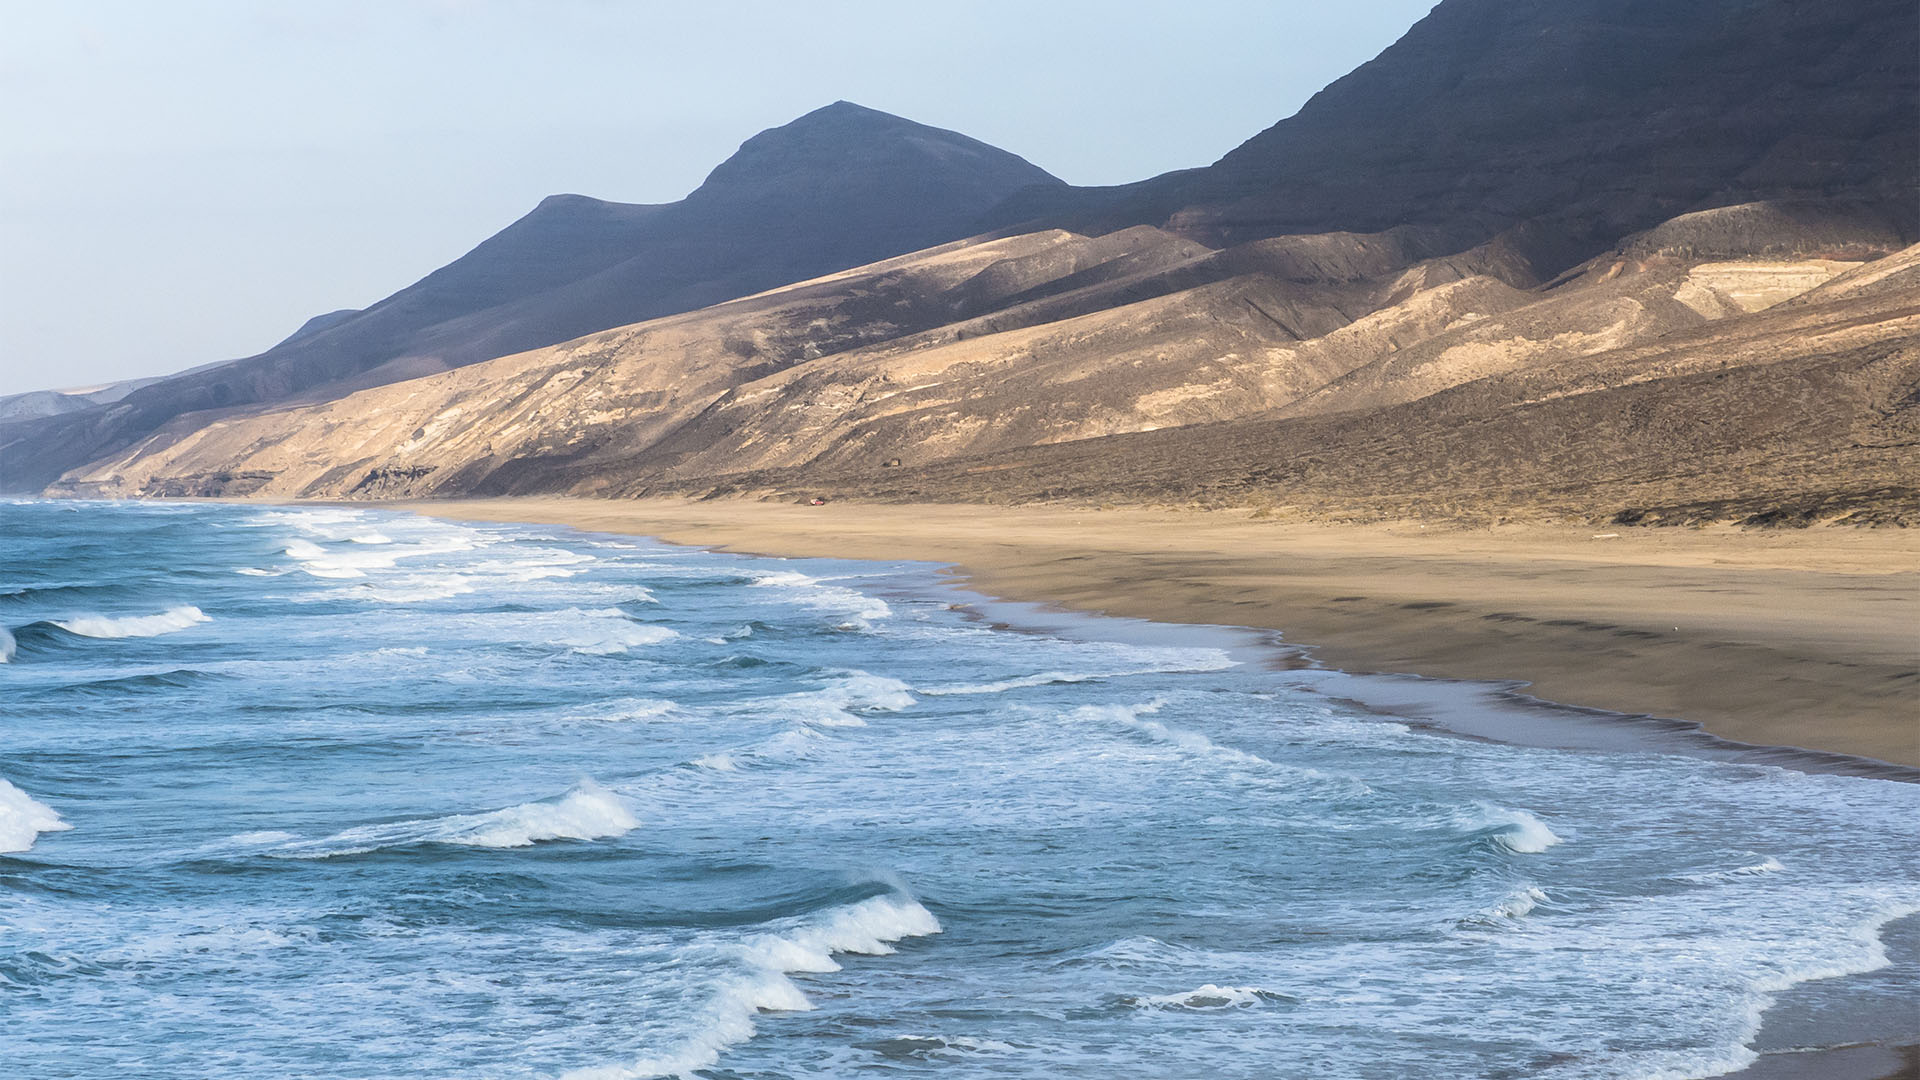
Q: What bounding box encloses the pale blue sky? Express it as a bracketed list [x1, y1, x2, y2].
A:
[0, 0, 1434, 395]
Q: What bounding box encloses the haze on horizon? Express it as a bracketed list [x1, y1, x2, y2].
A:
[0, 0, 1435, 397]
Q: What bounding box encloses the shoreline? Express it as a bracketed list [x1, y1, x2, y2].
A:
[395, 496, 1919, 770]
[376, 493, 1919, 1080]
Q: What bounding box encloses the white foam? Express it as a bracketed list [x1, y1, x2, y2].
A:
[690, 753, 739, 772]
[0, 626, 13, 663]
[455, 781, 641, 849]
[1467, 805, 1564, 854]
[923, 650, 1237, 696]
[1130, 984, 1290, 1010]
[0, 777, 72, 853]
[543, 608, 678, 654]
[563, 698, 679, 724]
[227, 830, 301, 846]
[53, 605, 211, 639]
[1083, 699, 1334, 780]
[281, 530, 486, 581]
[1675, 857, 1785, 884]
[750, 569, 892, 629]
[1484, 886, 1548, 920]
[879, 1034, 1017, 1056]
[565, 894, 940, 1080]
[275, 779, 638, 856]
[356, 574, 475, 604]
[772, 671, 915, 727]
[924, 670, 1106, 695]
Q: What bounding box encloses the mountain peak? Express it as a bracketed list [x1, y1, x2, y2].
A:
[682, 103, 1062, 232]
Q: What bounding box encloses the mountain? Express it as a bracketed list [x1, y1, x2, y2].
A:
[50, 199, 1917, 532]
[15, 0, 1919, 529]
[992, 0, 1918, 272]
[0, 103, 1060, 491]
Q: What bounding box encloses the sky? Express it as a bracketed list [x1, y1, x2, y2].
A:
[0, 0, 1435, 396]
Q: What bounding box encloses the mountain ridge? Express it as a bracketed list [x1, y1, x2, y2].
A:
[9, 0, 1917, 530]
[0, 102, 1060, 491]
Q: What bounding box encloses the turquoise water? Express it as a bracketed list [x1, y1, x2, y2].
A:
[1, 499, 1914, 1079]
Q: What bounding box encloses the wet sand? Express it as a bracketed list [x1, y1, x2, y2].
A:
[402, 496, 1919, 768]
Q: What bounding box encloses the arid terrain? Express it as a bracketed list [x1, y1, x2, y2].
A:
[41, 202, 1920, 533]
[6, 0, 1913, 527]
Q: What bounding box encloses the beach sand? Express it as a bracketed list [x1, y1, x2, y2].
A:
[404, 496, 1918, 768]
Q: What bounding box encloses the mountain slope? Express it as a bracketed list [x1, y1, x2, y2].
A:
[49, 200, 1917, 533]
[0, 103, 1060, 492]
[992, 0, 1918, 270]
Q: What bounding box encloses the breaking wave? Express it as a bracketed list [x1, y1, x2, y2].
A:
[1124, 984, 1295, 1010]
[563, 893, 941, 1080]
[749, 570, 892, 630]
[1461, 886, 1550, 926]
[1675, 857, 1786, 885]
[1465, 805, 1564, 854]
[0, 777, 72, 854]
[771, 671, 916, 727]
[53, 606, 211, 639]
[262, 780, 639, 857]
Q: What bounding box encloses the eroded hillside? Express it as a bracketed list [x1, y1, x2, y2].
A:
[47, 199, 1919, 527]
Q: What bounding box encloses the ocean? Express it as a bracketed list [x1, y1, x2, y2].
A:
[1, 498, 1914, 1079]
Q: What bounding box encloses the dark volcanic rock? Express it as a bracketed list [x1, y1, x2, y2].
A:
[992, 0, 1918, 269]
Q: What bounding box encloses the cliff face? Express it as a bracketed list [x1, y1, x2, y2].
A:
[993, 0, 1918, 267]
[0, 103, 1061, 492]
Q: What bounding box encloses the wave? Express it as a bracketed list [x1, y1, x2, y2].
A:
[1674, 857, 1785, 885]
[280, 532, 488, 581]
[355, 574, 476, 604]
[1086, 700, 1277, 766]
[922, 651, 1237, 696]
[1124, 983, 1296, 1010]
[923, 669, 1110, 696]
[1464, 805, 1564, 854]
[0, 777, 72, 854]
[1460, 886, 1549, 926]
[454, 782, 641, 849]
[750, 570, 892, 630]
[771, 671, 915, 727]
[863, 1034, 1017, 1058]
[559, 698, 679, 725]
[1635, 900, 1920, 1080]
[543, 609, 678, 655]
[0, 626, 13, 663]
[52, 606, 211, 639]
[564, 893, 941, 1080]
[261, 780, 638, 857]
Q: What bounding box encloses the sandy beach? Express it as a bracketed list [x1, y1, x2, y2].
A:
[397, 495, 1920, 1078]
[401, 497, 1919, 769]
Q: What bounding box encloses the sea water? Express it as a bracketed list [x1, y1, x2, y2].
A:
[1, 499, 1913, 1079]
